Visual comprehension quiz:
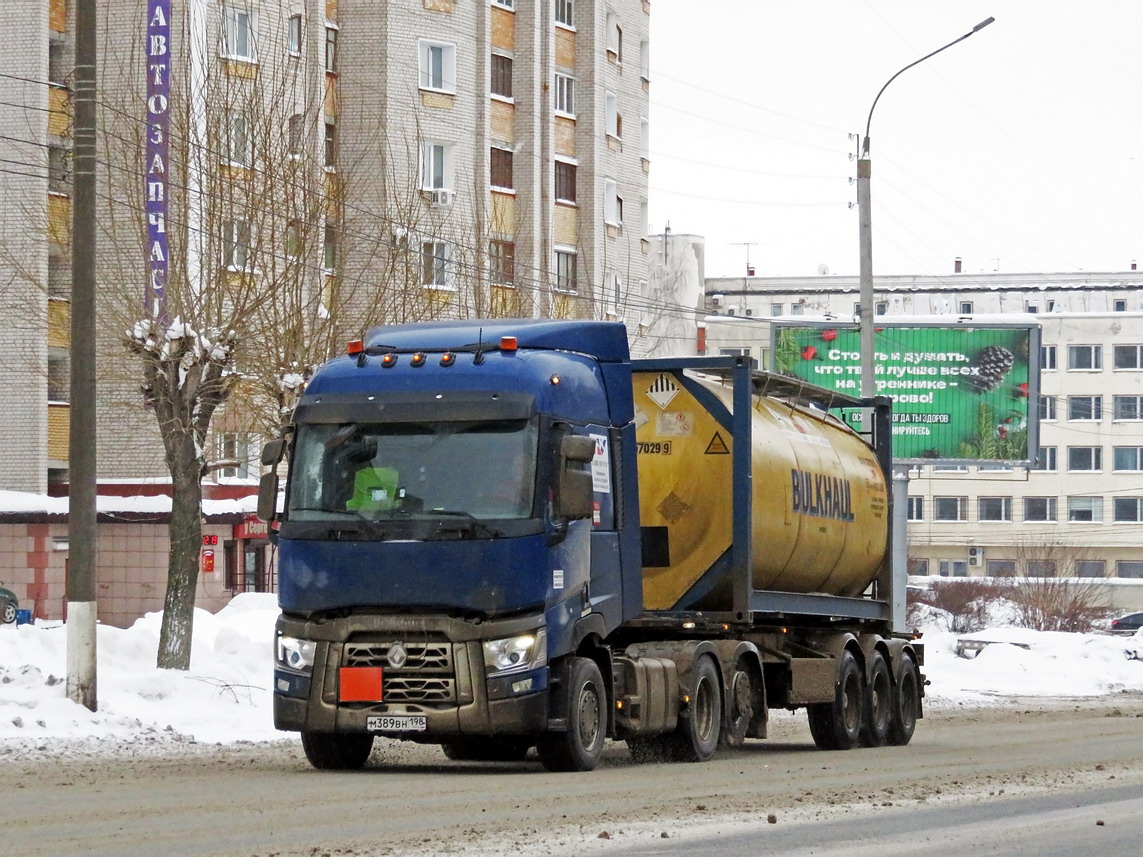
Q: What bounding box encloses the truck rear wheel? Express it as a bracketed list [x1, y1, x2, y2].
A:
[538, 657, 607, 772]
[666, 655, 722, 762]
[300, 731, 374, 770]
[887, 652, 920, 746]
[807, 650, 863, 750]
[860, 652, 892, 747]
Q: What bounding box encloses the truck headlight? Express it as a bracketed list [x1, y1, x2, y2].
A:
[483, 629, 547, 676]
[276, 634, 316, 671]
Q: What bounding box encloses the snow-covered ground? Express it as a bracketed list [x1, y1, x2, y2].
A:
[2, 593, 1143, 750]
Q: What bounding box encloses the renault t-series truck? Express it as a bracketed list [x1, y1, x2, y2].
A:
[258, 319, 923, 772]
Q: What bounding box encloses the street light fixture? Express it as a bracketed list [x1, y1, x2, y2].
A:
[857, 16, 995, 398]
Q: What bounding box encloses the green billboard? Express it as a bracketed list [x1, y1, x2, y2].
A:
[772, 323, 1040, 464]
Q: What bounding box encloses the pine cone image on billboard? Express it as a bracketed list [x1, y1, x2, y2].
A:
[967, 345, 1014, 393]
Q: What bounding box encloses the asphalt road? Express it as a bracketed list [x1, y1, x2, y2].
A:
[3, 696, 1143, 857]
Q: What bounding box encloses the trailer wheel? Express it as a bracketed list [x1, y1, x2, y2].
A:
[807, 650, 863, 751]
[860, 652, 892, 747]
[441, 737, 532, 762]
[538, 657, 607, 772]
[300, 731, 374, 770]
[667, 655, 722, 762]
[887, 652, 920, 746]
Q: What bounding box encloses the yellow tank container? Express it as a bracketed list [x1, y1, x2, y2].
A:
[632, 370, 889, 611]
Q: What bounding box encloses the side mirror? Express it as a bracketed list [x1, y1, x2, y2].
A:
[557, 435, 595, 520]
[257, 472, 279, 523]
[261, 438, 285, 466]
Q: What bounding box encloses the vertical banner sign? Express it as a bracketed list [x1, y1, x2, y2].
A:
[146, 0, 171, 318]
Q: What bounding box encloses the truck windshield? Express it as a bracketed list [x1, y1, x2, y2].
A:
[287, 419, 538, 522]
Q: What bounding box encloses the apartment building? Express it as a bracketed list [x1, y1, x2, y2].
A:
[701, 269, 1143, 583]
[0, 0, 651, 492]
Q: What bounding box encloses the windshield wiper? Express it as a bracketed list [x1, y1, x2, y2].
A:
[429, 510, 505, 539]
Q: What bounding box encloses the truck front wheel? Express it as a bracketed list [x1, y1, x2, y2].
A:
[300, 731, 374, 770]
[538, 657, 607, 772]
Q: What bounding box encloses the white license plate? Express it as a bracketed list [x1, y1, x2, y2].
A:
[367, 715, 427, 733]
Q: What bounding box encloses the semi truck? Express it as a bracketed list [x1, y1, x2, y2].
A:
[258, 319, 923, 772]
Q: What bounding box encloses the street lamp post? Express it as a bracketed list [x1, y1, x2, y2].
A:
[857, 16, 995, 398]
[855, 17, 994, 631]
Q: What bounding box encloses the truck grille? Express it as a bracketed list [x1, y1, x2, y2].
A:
[343, 638, 456, 704]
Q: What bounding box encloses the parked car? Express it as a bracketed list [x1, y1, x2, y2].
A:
[0, 583, 17, 625]
[1110, 612, 1143, 634]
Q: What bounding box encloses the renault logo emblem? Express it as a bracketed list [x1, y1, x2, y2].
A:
[387, 642, 408, 669]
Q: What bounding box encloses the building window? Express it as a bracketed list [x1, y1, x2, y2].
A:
[1026, 560, 1057, 578]
[790, 303, 804, 316]
[1076, 560, 1106, 578]
[555, 249, 577, 293]
[1114, 395, 1143, 420]
[555, 159, 576, 203]
[1067, 344, 1102, 370]
[285, 220, 302, 262]
[1117, 561, 1143, 579]
[288, 113, 304, 157]
[978, 463, 1011, 472]
[325, 26, 338, 73]
[224, 111, 250, 166]
[938, 560, 968, 577]
[555, 0, 574, 28]
[422, 241, 450, 287]
[491, 53, 513, 99]
[324, 119, 337, 169]
[323, 221, 338, 272]
[604, 178, 620, 225]
[554, 73, 575, 116]
[934, 496, 967, 522]
[420, 142, 453, 190]
[908, 558, 929, 576]
[933, 464, 967, 472]
[489, 240, 515, 286]
[221, 5, 256, 61]
[1023, 497, 1057, 522]
[906, 496, 923, 521]
[287, 14, 302, 55]
[490, 147, 513, 190]
[48, 145, 70, 194]
[959, 301, 973, 314]
[1114, 298, 1128, 312]
[48, 349, 69, 402]
[1067, 446, 1102, 471]
[605, 91, 620, 138]
[492, 0, 514, 8]
[1025, 301, 1039, 314]
[1114, 446, 1143, 471]
[770, 303, 784, 317]
[1066, 496, 1103, 523]
[223, 219, 251, 270]
[419, 40, 457, 93]
[978, 497, 1012, 522]
[987, 559, 1017, 578]
[1113, 344, 1143, 369]
[1113, 498, 1143, 523]
[1041, 344, 1056, 370]
[48, 42, 67, 86]
[1067, 395, 1102, 420]
[1038, 396, 1057, 421]
[217, 432, 256, 479]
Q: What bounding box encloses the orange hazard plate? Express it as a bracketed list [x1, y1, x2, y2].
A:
[339, 666, 383, 702]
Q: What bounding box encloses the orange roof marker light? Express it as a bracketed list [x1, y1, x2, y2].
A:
[500, 335, 518, 352]
[346, 339, 364, 356]
[411, 352, 427, 367]
[381, 353, 398, 368]
[440, 352, 456, 367]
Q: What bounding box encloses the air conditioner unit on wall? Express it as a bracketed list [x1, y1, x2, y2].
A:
[430, 189, 454, 207]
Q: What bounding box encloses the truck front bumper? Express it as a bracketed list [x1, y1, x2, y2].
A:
[273, 612, 550, 738]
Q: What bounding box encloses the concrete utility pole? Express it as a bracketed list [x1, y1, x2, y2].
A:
[67, 0, 98, 711]
[856, 16, 994, 631]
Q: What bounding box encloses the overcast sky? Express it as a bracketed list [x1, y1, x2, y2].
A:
[647, 1, 1143, 280]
